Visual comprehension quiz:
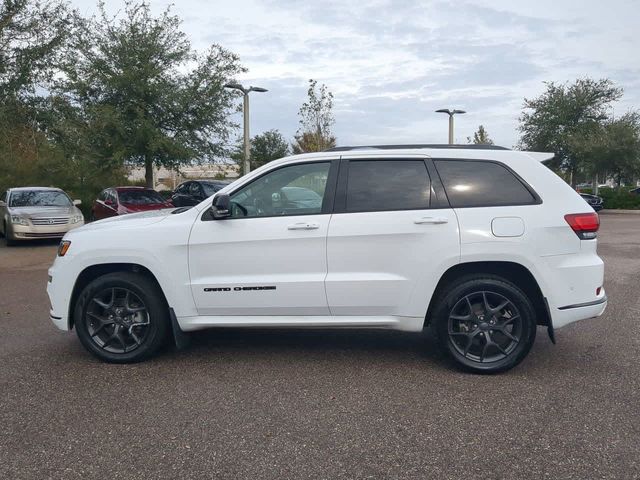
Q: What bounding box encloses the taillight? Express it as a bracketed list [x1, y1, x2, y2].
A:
[564, 213, 599, 240]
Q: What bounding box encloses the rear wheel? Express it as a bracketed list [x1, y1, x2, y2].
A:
[74, 272, 169, 363]
[432, 275, 537, 373]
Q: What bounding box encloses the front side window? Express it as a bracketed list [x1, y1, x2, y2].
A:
[9, 190, 72, 207]
[345, 160, 430, 212]
[435, 160, 537, 208]
[189, 183, 203, 198]
[230, 162, 331, 218]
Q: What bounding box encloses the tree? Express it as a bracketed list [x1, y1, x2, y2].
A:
[59, 1, 245, 187]
[518, 78, 622, 186]
[0, 0, 73, 195]
[569, 113, 640, 188]
[291, 79, 336, 153]
[467, 125, 493, 145]
[0, 0, 71, 97]
[232, 129, 289, 170]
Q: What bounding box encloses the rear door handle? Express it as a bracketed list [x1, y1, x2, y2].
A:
[287, 222, 320, 230]
[414, 217, 449, 225]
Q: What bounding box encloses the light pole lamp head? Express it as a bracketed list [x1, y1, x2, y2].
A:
[452, 109, 466, 115]
[435, 108, 452, 115]
[249, 86, 268, 93]
[224, 82, 245, 93]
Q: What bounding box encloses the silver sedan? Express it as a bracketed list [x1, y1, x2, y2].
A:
[0, 187, 84, 246]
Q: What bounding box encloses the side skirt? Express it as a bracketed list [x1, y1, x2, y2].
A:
[176, 315, 425, 333]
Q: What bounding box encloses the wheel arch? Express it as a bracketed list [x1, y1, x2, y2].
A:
[67, 263, 168, 329]
[425, 261, 550, 328]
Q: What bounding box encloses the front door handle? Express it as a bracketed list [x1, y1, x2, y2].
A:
[287, 222, 320, 230]
[414, 217, 449, 225]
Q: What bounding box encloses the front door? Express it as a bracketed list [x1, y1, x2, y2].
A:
[326, 156, 460, 318]
[189, 160, 338, 316]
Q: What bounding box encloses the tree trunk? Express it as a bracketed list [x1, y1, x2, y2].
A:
[145, 157, 154, 189]
[593, 174, 599, 195]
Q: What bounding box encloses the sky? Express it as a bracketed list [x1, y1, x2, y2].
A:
[69, 0, 640, 149]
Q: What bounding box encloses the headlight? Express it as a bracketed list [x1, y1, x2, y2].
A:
[10, 215, 29, 226]
[70, 214, 84, 224]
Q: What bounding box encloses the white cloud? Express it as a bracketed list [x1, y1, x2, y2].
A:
[69, 0, 640, 148]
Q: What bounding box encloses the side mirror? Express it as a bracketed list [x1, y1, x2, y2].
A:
[104, 199, 114, 207]
[73, 199, 82, 206]
[211, 194, 231, 219]
[0, 200, 6, 207]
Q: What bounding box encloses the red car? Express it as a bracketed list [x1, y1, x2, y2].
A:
[91, 187, 173, 221]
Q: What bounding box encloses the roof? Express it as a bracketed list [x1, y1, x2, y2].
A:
[325, 144, 510, 152]
[113, 186, 155, 191]
[9, 186, 63, 192]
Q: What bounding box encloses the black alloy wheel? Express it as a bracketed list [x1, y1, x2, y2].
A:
[448, 291, 522, 363]
[432, 275, 537, 373]
[74, 272, 169, 363]
[85, 287, 150, 354]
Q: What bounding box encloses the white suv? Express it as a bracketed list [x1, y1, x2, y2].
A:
[47, 145, 607, 373]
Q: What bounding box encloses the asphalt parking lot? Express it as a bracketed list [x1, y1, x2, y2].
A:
[1, 213, 639, 480]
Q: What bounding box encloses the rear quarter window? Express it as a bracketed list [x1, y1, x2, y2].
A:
[435, 160, 537, 208]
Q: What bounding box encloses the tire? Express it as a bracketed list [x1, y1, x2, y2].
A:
[74, 272, 170, 363]
[431, 274, 537, 374]
[4, 223, 17, 246]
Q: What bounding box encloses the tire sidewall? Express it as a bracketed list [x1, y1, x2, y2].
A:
[75, 273, 168, 363]
[434, 276, 537, 373]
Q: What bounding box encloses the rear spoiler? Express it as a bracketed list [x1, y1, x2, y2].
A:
[526, 152, 555, 163]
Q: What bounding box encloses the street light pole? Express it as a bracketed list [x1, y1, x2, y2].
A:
[224, 82, 268, 176]
[435, 108, 466, 144]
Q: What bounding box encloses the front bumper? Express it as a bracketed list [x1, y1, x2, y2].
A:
[12, 221, 83, 240]
[47, 264, 72, 331]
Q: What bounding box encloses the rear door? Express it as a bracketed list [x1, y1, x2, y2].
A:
[325, 155, 460, 318]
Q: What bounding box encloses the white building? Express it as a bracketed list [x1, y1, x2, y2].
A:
[128, 163, 240, 190]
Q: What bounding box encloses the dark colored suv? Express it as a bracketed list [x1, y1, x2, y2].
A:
[170, 180, 229, 207]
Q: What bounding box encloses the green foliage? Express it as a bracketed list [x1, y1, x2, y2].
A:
[467, 125, 493, 145]
[0, 0, 72, 97]
[292, 79, 336, 153]
[231, 129, 290, 169]
[518, 78, 625, 177]
[58, 1, 245, 187]
[598, 188, 640, 209]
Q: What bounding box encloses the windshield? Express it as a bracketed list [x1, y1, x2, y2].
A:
[202, 182, 227, 197]
[9, 190, 71, 207]
[118, 190, 166, 205]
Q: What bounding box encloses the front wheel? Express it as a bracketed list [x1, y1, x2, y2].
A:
[432, 275, 537, 373]
[74, 272, 169, 363]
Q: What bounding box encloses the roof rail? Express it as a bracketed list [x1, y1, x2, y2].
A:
[324, 144, 510, 152]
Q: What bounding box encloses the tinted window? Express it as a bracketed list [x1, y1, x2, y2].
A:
[346, 160, 430, 212]
[435, 160, 536, 208]
[230, 162, 330, 218]
[201, 182, 227, 197]
[118, 190, 165, 205]
[9, 190, 72, 207]
[189, 183, 202, 197]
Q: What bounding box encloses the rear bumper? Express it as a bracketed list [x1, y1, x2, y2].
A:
[552, 291, 607, 329]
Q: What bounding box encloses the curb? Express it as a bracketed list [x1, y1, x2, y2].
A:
[600, 209, 640, 215]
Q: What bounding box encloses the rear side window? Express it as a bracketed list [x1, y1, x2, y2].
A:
[435, 160, 537, 208]
[346, 160, 430, 212]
